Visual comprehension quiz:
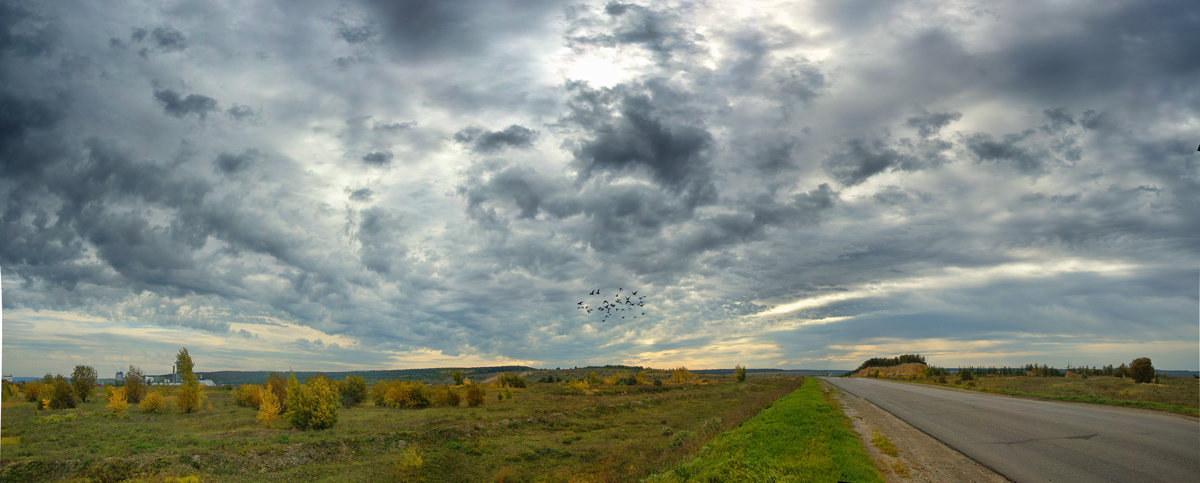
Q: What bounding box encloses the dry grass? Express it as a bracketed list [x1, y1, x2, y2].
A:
[870, 431, 898, 457]
[1, 375, 802, 481]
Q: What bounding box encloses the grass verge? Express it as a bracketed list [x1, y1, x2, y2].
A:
[897, 376, 1200, 417]
[649, 378, 882, 482]
[968, 387, 1199, 416]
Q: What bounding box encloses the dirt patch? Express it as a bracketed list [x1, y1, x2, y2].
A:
[822, 380, 1008, 483]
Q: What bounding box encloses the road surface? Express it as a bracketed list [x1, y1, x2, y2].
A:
[822, 377, 1200, 482]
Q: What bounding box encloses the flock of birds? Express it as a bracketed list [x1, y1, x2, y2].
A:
[577, 287, 646, 322]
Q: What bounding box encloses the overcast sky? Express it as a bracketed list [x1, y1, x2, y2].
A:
[2, 0, 1198, 377]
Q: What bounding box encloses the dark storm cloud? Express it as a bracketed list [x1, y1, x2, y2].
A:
[1041, 108, 1075, 133]
[823, 138, 918, 186]
[360, 0, 562, 60]
[570, 1, 699, 66]
[153, 89, 218, 119]
[215, 150, 257, 174]
[0, 2, 57, 57]
[564, 81, 716, 206]
[225, 104, 255, 120]
[965, 131, 1047, 174]
[348, 188, 373, 202]
[150, 26, 187, 52]
[906, 111, 961, 138]
[453, 124, 537, 153]
[361, 151, 393, 166]
[0, 94, 65, 174]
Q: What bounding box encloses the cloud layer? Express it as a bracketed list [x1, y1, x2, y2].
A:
[2, 0, 1197, 375]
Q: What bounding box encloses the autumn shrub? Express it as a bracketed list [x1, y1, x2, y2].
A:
[175, 349, 204, 413]
[123, 366, 147, 403]
[266, 372, 289, 411]
[1, 381, 15, 401]
[235, 384, 262, 408]
[287, 373, 339, 430]
[107, 387, 129, 417]
[384, 381, 431, 409]
[257, 385, 281, 428]
[734, 365, 747, 383]
[465, 383, 485, 407]
[432, 386, 461, 407]
[586, 371, 601, 385]
[47, 375, 76, 409]
[498, 372, 527, 388]
[23, 382, 43, 403]
[139, 392, 166, 413]
[71, 365, 98, 402]
[340, 375, 367, 407]
[672, 367, 691, 384]
[451, 370, 465, 385]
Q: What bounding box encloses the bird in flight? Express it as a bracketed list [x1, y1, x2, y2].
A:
[578, 286, 647, 322]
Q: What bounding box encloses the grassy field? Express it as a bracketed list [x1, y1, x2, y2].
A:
[2, 372, 807, 481]
[881, 373, 1199, 416]
[648, 378, 882, 483]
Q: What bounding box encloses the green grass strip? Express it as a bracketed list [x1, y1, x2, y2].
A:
[649, 378, 882, 482]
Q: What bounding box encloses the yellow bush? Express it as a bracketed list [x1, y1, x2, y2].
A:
[235, 384, 262, 409]
[286, 374, 339, 430]
[139, 392, 166, 413]
[672, 367, 692, 384]
[465, 383, 485, 407]
[432, 386, 460, 407]
[107, 387, 129, 417]
[396, 446, 423, 477]
[257, 385, 280, 428]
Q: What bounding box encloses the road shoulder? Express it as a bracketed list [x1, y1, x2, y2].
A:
[821, 379, 1008, 482]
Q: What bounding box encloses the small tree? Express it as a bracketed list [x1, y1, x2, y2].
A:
[23, 381, 44, 404]
[672, 367, 691, 384]
[1115, 363, 1129, 378]
[341, 375, 367, 407]
[235, 384, 262, 408]
[734, 365, 747, 383]
[586, 371, 601, 385]
[140, 392, 166, 413]
[257, 385, 281, 428]
[287, 374, 339, 430]
[107, 387, 129, 417]
[175, 348, 204, 413]
[465, 383, 485, 407]
[71, 365, 98, 402]
[267, 372, 289, 412]
[124, 366, 147, 403]
[451, 370, 465, 386]
[47, 375, 76, 409]
[1128, 357, 1155, 384]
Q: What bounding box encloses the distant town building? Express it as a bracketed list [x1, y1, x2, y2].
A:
[115, 371, 125, 384]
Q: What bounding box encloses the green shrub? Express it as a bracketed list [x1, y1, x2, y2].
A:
[71, 365, 98, 402]
[734, 365, 747, 383]
[667, 430, 696, 448]
[498, 372, 527, 388]
[451, 370, 465, 385]
[1129, 357, 1154, 384]
[386, 381, 432, 409]
[340, 375, 367, 407]
[287, 373, 339, 430]
[46, 375, 75, 409]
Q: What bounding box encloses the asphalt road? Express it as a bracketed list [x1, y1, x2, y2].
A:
[822, 377, 1200, 482]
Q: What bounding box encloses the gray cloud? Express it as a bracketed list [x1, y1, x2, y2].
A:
[2, 0, 1197, 375]
[361, 151, 393, 166]
[153, 89, 218, 119]
[454, 124, 537, 153]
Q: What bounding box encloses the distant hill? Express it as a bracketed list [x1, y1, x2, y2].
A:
[199, 366, 535, 386]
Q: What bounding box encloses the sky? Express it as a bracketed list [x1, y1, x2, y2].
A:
[2, 0, 1198, 377]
